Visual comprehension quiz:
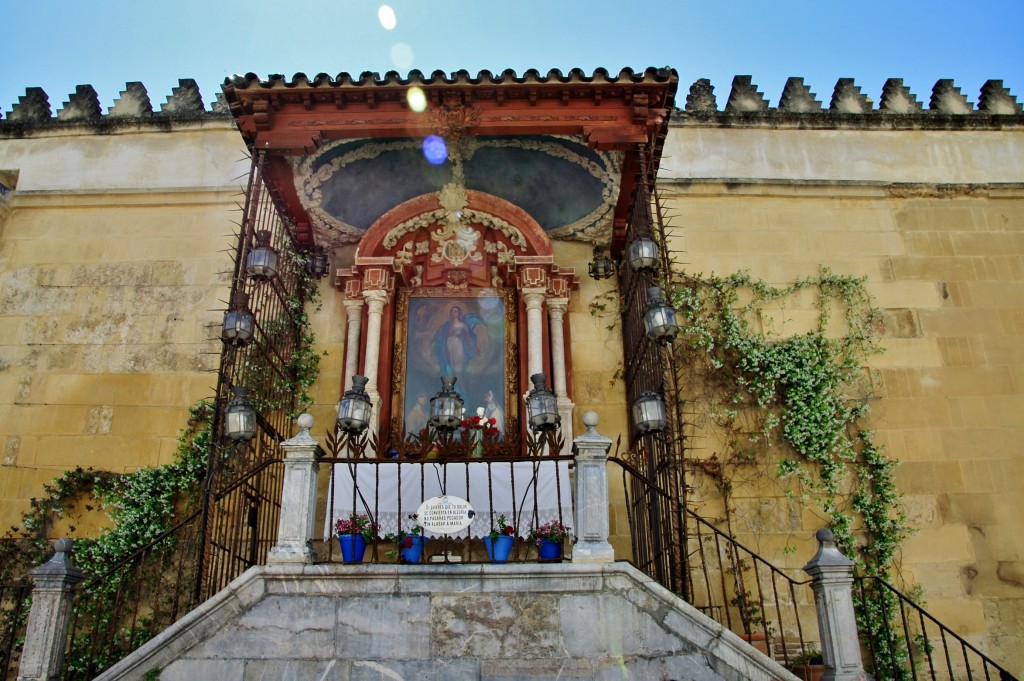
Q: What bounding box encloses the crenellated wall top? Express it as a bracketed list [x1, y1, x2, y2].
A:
[2, 72, 1022, 134]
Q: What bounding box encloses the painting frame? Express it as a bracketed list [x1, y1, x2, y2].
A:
[390, 287, 518, 447]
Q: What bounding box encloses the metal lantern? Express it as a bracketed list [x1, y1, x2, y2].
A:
[628, 237, 659, 271]
[588, 246, 614, 280]
[223, 386, 257, 442]
[632, 392, 667, 434]
[429, 375, 464, 433]
[526, 373, 561, 432]
[305, 245, 329, 280]
[221, 290, 255, 347]
[643, 286, 680, 344]
[245, 230, 279, 280]
[337, 375, 373, 435]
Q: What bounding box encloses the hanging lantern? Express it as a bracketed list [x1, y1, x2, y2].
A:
[429, 375, 464, 433]
[305, 244, 329, 280]
[223, 386, 257, 442]
[245, 230, 279, 280]
[644, 286, 680, 344]
[632, 392, 667, 434]
[337, 375, 373, 435]
[221, 289, 254, 347]
[628, 237, 659, 271]
[588, 246, 614, 280]
[526, 373, 561, 432]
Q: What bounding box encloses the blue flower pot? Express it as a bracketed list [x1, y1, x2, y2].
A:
[337, 534, 367, 563]
[485, 534, 515, 562]
[538, 538, 562, 561]
[400, 535, 425, 563]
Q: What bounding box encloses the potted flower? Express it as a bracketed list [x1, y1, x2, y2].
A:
[460, 410, 501, 457]
[384, 515, 425, 564]
[335, 513, 377, 563]
[528, 519, 571, 560]
[789, 645, 825, 681]
[484, 514, 516, 562]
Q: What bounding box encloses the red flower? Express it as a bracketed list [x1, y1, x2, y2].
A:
[488, 417, 497, 425]
[504, 526, 515, 536]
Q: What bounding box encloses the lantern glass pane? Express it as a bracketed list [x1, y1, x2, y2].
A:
[644, 304, 679, 341]
[246, 246, 279, 279]
[225, 405, 256, 441]
[632, 394, 667, 433]
[337, 396, 371, 433]
[222, 309, 254, 345]
[628, 238, 659, 270]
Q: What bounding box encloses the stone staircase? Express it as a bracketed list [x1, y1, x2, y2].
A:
[93, 562, 797, 681]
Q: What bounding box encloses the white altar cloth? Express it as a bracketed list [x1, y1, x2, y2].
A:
[326, 460, 573, 539]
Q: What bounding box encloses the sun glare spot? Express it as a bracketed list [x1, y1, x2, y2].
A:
[390, 42, 414, 70]
[422, 135, 448, 165]
[407, 87, 427, 112]
[378, 5, 397, 30]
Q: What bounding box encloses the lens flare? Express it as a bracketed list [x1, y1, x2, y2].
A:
[422, 135, 448, 165]
[377, 5, 397, 30]
[407, 87, 427, 113]
[390, 42, 414, 71]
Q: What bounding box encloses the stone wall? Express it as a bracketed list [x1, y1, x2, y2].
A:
[94, 563, 794, 681]
[0, 120, 248, 531]
[654, 119, 1024, 671]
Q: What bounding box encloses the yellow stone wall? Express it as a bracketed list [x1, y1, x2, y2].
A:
[651, 121, 1024, 669]
[0, 121, 248, 531]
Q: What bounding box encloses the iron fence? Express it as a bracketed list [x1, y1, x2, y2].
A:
[322, 453, 575, 565]
[856, 576, 1018, 681]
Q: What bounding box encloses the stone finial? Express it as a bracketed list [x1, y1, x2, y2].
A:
[56, 85, 102, 122]
[161, 78, 204, 114]
[581, 411, 600, 436]
[282, 413, 318, 448]
[830, 78, 873, 113]
[930, 79, 973, 114]
[7, 87, 52, 123]
[778, 77, 822, 113]
[685, 78, 718, 113]
[725, 75, 769, 113]
[879, 78, 923, 114]
[109, 82, 153, 118]
[978, 80, 1022, 115]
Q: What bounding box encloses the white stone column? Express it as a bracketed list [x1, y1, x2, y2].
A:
[342, 298, 364, 392]
[361, 288, 390, 449]
[267, 414, 320, 565]
[803, 528, 868, 681]
[522, 289, 546, 379]
[18, 539, 83, 681]
[572, 412, 615, 563]
[547, 298, 575, 454]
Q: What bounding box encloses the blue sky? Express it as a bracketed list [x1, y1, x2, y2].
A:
[2, 0, 1022, 114]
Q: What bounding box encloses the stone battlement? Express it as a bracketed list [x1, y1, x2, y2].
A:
[2, 73, 1022, 130]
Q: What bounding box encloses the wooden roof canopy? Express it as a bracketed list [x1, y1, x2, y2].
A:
[221, 67, 678, 250]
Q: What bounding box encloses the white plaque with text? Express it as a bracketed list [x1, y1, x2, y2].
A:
[416, 495, 475, 534]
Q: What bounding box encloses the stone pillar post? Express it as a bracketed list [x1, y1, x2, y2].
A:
[572, 412, 615, 563]
[267, 414, 320, 565]
[342, 298, 364, 392]
[522, 289, 546, 379]
[547, 298, 575, 455]
[17, 539, 84, 681]
[361, 288, 390, 450]
[803, 528, 868, 681]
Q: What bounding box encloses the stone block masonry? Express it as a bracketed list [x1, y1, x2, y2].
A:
[93, 563, 797, 681]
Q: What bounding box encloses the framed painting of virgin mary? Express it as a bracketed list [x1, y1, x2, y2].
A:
[390, 288, 518, 444]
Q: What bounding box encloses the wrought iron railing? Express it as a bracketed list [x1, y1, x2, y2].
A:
[322, 452, 575, 565]
[855, 576, 1018, 681]
[60, 459, 284, 680]
[0, 582, 30, 680]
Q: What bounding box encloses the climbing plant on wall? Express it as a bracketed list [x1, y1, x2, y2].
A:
[671, 267, 913, 677]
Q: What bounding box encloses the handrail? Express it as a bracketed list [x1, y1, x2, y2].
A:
[856, 576, 1018, 681]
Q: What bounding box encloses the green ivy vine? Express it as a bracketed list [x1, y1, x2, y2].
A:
[672, 267, 913, 677]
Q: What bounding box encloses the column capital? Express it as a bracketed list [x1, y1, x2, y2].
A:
[522, 288, 546, 309]
[343, 297, 365, 312]
[363, 288, 390, 308]
[547, 297, 569, 314]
